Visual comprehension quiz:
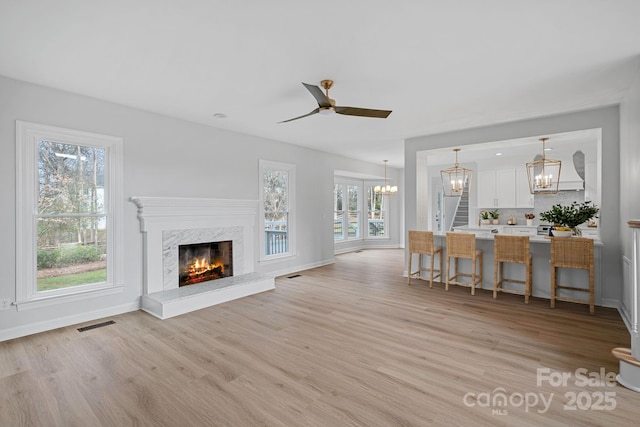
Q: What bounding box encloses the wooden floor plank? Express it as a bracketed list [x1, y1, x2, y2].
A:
[0, 248, 638, 426]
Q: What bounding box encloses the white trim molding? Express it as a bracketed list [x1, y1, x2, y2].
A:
[130, 196, 274, 319]
[15, 121, 124, 310]
[130, 197, 258, 232]
[259, 160, 296, 262]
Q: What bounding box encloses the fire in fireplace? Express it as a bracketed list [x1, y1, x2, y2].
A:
[178, 241, 233, 287]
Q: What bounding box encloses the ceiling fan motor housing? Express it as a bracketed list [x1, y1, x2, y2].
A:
[278, 79, 391, 123]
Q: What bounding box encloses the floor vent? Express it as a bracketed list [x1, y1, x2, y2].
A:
[287, 274, 302, 279]
[77, 320, 115, 332]
[355, 250, 363, 253]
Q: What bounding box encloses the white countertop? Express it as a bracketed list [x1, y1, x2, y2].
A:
[435, 229, 602, 245]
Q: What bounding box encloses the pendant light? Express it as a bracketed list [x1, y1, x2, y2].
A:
[440, 148, 472, 197]
[374, 160, 398, 196]
[526, 137, 561, 194]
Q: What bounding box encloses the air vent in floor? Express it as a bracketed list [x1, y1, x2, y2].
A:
[77, 320, 115, 332]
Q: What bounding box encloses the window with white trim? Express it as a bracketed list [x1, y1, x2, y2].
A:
[366, 185, 387, 238]
[334, 181, 361, 241]
[335, 178, 389, 242]
[15, 121, 123, 309]
[260, 160, 295, 260]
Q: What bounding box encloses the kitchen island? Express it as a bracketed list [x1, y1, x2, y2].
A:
[427, 227, 603, 307]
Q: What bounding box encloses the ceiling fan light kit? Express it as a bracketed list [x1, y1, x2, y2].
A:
[318, 107, 335, 115]
[279, 79, 392, 123]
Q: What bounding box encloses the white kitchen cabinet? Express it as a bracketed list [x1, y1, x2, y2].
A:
[516, 167, 534, 208]
[477, 170, 496, 208]
[477, 169, 516, 208]
[478, 168, 533, 209]
[579, 227, 599, 238]
[506, 226, 537, 236]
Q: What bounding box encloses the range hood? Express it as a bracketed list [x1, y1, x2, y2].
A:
[558, 150, 585, 191]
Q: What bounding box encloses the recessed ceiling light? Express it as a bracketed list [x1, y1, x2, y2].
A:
[496, 152, 503, 156]
[544, 147, 552, 151]
[212, 113, 227, 119]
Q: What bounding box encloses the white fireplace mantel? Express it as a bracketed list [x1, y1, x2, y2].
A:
[130, 197, 259, 232]
[130, 196, 274, 319]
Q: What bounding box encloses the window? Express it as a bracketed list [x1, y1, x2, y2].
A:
[334, 183, 361, 240]
[333, 184, 344, 240]
[16, 121, 123, 309]
[366, 185, 386, 237]
[335, 179, 389, 242]
[260, 160, 295, 260]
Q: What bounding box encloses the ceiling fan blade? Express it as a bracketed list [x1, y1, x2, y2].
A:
[278, 108, 320, 123]
[335, 106, 392, 118]
[302, 83, 332, 108]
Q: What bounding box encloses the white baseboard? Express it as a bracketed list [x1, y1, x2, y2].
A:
[268, 259, 335, 278]
[0, 300, 140, 342]
[334, 244, 401, 255]
[619, 301, 633, 334]
[601, 298, 622, 309]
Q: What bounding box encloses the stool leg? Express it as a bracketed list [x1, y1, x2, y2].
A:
[480, 252, 483, 285]
[476, 252, 483, 294]
[589, 266, 594, 315]
[408, 252, 412, 285]
[550, 266, 556, 308]
[471, 256, 476, 295]
[493, 260, 499, 299]
[429, 252, 435, 288]
[454, 257, 459, 283]
[445, 256, 450, 291]
[525, 258, 531, 304]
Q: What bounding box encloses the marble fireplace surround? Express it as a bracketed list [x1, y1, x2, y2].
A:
[130, 196, 275, 319]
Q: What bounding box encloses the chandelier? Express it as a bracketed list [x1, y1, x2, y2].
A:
[374, 160, 398, 196]
[440, 148, 472, 197]
[526, 137, 561, 194]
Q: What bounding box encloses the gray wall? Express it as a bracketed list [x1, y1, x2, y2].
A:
[620, 63, 640, 327]
[405, 106, 622, 306]
[0, 75, 402, 340]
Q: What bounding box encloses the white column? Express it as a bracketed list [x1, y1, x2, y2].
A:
[631, 221, 640, 359]
[612, 220, 640, 392]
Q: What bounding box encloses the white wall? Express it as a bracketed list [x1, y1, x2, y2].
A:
[405, 106, 622, 305]
[0, 75, 402, 340]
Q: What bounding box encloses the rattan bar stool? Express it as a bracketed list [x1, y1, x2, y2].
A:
[445, 232, 483, 294]
[550, 237, 595, 314]
[493, 235, 532, 303]
[407, 231, 443, 287]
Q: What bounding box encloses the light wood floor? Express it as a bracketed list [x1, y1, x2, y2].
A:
[1, 249, 638, 426]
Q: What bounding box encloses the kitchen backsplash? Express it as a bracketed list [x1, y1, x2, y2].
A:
[477, 191, 587, 226]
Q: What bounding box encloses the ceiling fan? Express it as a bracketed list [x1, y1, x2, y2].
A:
[279, 80, 392, 123]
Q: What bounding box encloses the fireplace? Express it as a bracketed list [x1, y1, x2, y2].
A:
[179, 240, 233, 286]
[131, 196, 275, 319]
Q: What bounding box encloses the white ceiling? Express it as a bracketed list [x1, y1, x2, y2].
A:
[1, 1, 639, 168]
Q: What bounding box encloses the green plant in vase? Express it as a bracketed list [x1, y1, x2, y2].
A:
[490, 209, 500, 224]
[539, 201, 599, 236]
